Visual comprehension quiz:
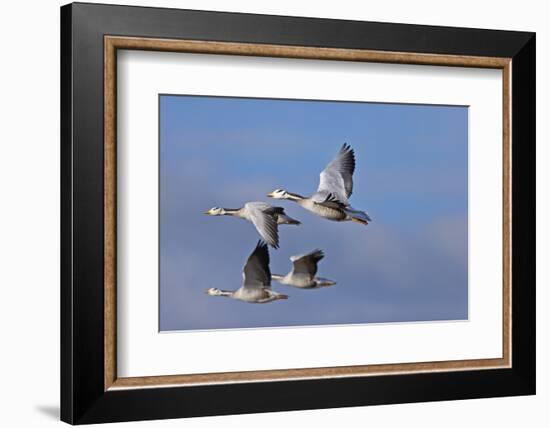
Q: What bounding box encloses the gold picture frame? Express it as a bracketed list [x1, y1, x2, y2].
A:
[103, 35, 512, 391]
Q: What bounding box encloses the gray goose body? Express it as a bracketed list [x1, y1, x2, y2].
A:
[205, 201, 300, 248]
[295, 198, 347, 221]
[272, 249, 336, 289]
[268, 144, 371, 225]
[206, 241, 288, 303]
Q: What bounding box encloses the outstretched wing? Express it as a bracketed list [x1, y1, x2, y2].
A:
[242, 241, 271, 289]
[314, 143, 356, 205]
[290, 249, 324, 280]
[245, 202, 280, 248]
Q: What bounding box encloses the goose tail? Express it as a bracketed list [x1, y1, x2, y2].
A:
[277, 214, 301, 225]
[346, 207, 372, 225]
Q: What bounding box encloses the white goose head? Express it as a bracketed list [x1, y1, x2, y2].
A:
[267, 189, 290, 199]
[204, 207, 225, 216]
[205, 287, 224, 296]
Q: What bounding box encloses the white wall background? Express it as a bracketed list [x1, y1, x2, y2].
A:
[0, 0, 546, 426]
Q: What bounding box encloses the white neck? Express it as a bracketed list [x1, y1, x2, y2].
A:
[221, 208, 240, 216]
[285, 192, 304, 202]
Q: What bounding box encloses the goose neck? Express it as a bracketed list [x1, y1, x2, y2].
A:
[222, 208, 241, 216]
[286, 192, 304, 202]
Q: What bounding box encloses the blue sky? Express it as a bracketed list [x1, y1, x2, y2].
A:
[159, 95, 468, 331]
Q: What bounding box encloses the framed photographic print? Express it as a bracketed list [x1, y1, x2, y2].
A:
[60, 2, 535, 424]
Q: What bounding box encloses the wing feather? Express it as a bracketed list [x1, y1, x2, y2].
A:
[316, 143, 356, 204]
[242, 241, 271, 289]
[245, 203, 280, 249]
[290, 249, 324, 279]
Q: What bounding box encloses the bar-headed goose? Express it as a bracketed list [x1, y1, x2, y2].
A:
[204, 201, 300, 248]
[267, 144, 371, 225]
[205, 241, 289, 303]
[272, 249, 336, 289]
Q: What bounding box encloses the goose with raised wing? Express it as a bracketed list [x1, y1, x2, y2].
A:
[272, 249, 336, 289]
[204, 201, 300, 249]
[267, 143, 371, 225]
[205, 241, 289, 303]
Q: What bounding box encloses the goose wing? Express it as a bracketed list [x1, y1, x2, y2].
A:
[242, 241, 271, 289]
[290, 249, 324, 280]
[313, 143, 355, 205]
[244, 202, 280, 248]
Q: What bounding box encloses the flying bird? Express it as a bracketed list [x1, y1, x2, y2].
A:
[267, 143, 371, 225]
[204, 201, 300, 248]
[271, 249, 336, 289]
[205, 241, 289, 303]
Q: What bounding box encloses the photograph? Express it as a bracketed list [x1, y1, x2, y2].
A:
[159, 94, 469, 331]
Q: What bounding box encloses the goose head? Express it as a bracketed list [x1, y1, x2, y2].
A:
[205, 287, 223, 296]
[267, 189, 290, 199]
[204, 207, 225, 216]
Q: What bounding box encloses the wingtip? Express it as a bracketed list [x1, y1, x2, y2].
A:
[268, 239, 279, 250]
[341, 142, 353, 152]
[315, 249, 325, 260]
[256, 240, 270, 251]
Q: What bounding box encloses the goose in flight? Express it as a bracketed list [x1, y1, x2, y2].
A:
[272, 249, 336, 289]
[204, 201, 300, 248]
[205, 241, 289, 303]
[267, 143, 371, 225]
